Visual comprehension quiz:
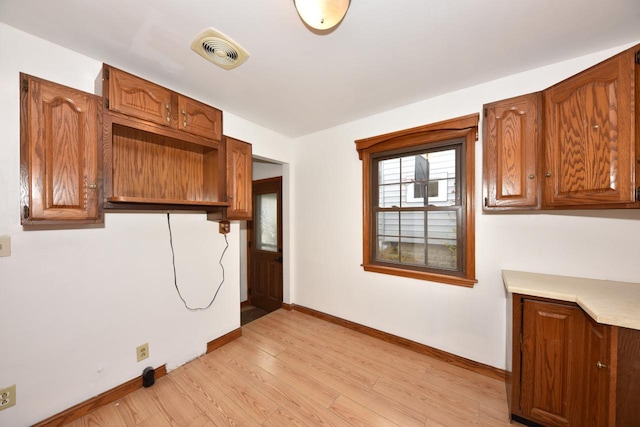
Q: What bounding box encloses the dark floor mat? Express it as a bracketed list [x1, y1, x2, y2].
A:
[241, 307, 270, 325]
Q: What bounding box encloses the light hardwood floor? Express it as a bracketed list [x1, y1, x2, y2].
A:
[67, 309, 518, 426]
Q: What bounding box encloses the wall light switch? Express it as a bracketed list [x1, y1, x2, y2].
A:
[0, 236, 10, 257]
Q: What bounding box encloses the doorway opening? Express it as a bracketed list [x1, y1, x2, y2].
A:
[241, 175, 283, 325]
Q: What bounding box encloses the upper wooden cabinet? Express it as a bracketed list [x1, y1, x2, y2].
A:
[20, 74, 103, 225]
[101, 65, 229, 210]
[103, 65, 222, 142]
[483, 44, 640, 211]
[543, 46, 638, 208]
[225, 136, 253, 220]
[483, 92, 541, 210]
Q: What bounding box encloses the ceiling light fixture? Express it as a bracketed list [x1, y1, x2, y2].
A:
[293, 0, 350, 31]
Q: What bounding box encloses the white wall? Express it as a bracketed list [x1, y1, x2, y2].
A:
[0, 23, 293, 427]
[290, 40, 640, 370]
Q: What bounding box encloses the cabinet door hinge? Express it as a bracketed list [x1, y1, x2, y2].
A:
[22, 79, 28, 92]
[23, 205, 29, 219]
[104, 68, 110, 79]
[248, 287, 252, 296]
[105, 98, 109, 109]
[484, 197, 488, 207]
[636, 187, 640, 201]
[483, 107, 487, 118]
[635, 50, 640, 65]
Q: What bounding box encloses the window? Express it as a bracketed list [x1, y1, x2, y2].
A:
[355, 114, 478, 287]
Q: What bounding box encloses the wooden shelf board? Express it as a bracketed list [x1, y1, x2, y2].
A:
[107, 196, 229, 207]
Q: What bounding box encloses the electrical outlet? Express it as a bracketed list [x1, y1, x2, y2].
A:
[0, 385, 16, 411]
[136, 343, 149, 362]
[0, 235, 11, 257]
[219, 220, 230, 234]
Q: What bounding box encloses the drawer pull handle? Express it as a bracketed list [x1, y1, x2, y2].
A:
[596, 361, 608, 369]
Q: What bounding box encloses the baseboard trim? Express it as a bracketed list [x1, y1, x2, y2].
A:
[281, 302, 293, 311]
[33, 364, 167, 427]
[206, 327, 242, 354]
[291, 304, 506, 381]
[34, 328, 243, 426]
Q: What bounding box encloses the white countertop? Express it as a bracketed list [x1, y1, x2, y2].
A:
[502, 270, 640, 330]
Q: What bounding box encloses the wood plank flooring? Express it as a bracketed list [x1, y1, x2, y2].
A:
[66, 309, 518, 426]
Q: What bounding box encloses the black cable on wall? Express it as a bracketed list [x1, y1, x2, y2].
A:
[166, 213, 228, 311]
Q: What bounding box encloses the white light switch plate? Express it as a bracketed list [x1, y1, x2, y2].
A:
[0, 235, 11, 257]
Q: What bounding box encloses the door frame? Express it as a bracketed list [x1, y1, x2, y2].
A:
[246, 176, 283, 311]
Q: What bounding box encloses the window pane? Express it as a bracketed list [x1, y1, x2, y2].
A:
[378, 183, 401, 207]
[399, 236, 426, 266]
[256, 192, 278, 252]
[398, 211, 426, 265]
[400, 211, 424, 238]
[377, 211, 399, 237]
[425, 149, 456, 206]
[426, 211, 457, 270]
[377, 236, 399, 262]
[378, 158, 400, 184]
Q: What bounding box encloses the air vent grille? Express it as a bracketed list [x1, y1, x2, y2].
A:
[191, 28, 249, 70]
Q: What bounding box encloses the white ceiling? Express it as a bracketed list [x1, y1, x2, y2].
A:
[1, 0, 639, 138]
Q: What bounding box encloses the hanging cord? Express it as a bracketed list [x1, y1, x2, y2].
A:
[166, 213, 228, 311]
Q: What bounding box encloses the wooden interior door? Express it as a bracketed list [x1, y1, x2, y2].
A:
[248, 177, 283, 312]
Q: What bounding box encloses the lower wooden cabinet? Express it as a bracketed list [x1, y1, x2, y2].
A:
[520, 299, 588, 426]
[20, 74, 103, 225]
[508, 294, 639, 426]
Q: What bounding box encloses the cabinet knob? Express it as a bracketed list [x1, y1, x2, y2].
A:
[87, 183, 97, 189]
[165, 104, 170, 110]
[596, 361, 608, 369]
[181, 109, 186, 115]
[528, 174, 535, 180]
[183, 121, 187, 128]
[545, 172, 551, 178]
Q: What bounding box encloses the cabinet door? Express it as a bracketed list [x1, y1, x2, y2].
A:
[584, 317, 613, 427]
[543, 47, 637, 207]
[20, 74, 102, 224]
[177, 95, 222, 141]
[521, 299, 586, 426]
[225, 137, 253, 220]
[105, 65, 173, 127]
[483, 93, 541, 209]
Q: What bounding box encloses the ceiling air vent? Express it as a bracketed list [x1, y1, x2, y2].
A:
[190, 27, 249, 70]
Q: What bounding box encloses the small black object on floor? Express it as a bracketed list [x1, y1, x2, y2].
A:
[241, 307, 270, 325]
